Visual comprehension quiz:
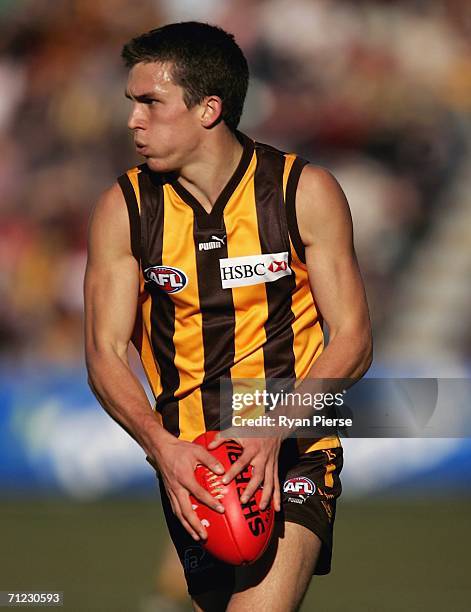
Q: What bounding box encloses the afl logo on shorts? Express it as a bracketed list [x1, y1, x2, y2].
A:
[283, 477, 316, 502]
[183, 546, 206, 572]
[144, 265, 188, 294]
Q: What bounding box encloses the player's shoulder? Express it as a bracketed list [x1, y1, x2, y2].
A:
[92, 181, 127, 223]
[298, 164, 343, 198]
[89, 172, 137, 247]
[94, 163, 145, 217]
[293, 163, 352, 248]
[87, 179, 136, 262]
[297, 163, 349, 216]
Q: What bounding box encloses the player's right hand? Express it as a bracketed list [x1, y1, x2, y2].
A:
[147, 435, 226, 541]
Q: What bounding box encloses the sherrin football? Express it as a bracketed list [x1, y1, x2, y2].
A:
[190, 431, 274, 565]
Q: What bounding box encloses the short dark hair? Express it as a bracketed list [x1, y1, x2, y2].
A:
[122, 21, 249, 132]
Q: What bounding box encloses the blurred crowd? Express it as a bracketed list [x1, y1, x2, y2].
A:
[1, 0, 470, 366]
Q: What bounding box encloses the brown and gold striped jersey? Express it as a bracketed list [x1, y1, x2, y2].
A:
[118, 132, 340, 452]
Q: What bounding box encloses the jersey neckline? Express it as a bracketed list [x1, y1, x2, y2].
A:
[168, 131, 255, 228]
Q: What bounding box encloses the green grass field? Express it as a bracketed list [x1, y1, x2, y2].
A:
[1, 497, 470, 611]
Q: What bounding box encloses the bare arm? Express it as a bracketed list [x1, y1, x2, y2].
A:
[297, 165, 372, 380]
[84, 183, 163, 453]
[84, 184, 225, 539]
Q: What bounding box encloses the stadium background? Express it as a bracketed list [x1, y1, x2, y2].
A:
[1, 0, 470, 610]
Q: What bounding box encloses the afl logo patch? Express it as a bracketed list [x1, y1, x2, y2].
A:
[144, 265, 188, 294]
[283, 477, 316, 499]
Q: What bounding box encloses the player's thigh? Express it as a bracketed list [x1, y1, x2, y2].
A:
[228, 521, 321, 612]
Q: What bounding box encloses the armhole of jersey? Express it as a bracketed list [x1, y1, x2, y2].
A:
[117, 174, 141, 264]
[285, 156, 309, 264]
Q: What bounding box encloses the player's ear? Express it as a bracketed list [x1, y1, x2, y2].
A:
[200, 95, 223, 128]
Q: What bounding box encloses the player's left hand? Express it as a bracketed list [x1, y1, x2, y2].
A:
[208, 434, 282, 512]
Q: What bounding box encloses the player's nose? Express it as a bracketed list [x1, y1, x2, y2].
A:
[127, 103, 146, 130]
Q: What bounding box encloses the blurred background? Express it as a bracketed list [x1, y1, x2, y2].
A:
[1, 0, 470, 610]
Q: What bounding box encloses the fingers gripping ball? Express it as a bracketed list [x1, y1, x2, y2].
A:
[190, 431, 274, 565]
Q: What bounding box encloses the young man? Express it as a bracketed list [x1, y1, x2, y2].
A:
[85, 22, 372, 611]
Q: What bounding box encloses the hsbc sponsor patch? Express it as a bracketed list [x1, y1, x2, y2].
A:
[219, 252, 291, 289]
[144, 265, 188, 293]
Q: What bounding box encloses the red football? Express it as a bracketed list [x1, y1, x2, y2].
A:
[190, 431, 274, 565]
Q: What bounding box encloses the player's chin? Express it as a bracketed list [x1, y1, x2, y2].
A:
[144, 156, 175, 174]
[144, 157, 163, 172]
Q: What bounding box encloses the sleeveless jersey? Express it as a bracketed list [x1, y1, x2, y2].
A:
[118, 132, 340, 453]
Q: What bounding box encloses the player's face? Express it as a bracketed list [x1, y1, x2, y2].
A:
[126, 61, 204, 173]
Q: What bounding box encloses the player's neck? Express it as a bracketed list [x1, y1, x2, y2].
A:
[177, 129, 244, 213]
